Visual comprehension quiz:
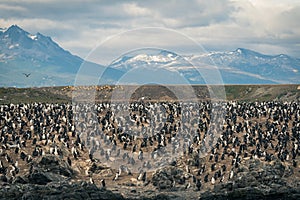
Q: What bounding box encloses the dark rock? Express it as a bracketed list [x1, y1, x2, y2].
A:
[0, 182, 125, 200]
[39, 156, 59, 165]
[201, 159, 300, 200]
[201, 186, 300, 200]
[28, 171, 52, 185]
[12, 176, 28, 184]
[151, 167, 186, 190]
[37, 155, 73, 177]
[239, 159, 287, 187]
[89, 163, 108, 173]
[247, 159, 262, 171]
[283, 166, 293, 177]
[237, 165, 249, 173]
[214, 182, 234, 192]
[235, 172, 258, 188]
[270, 160, 285, 177]
[0, 175, 8, 182]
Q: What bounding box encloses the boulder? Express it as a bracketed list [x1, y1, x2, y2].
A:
[201, 158, 298, 200]
[12, 176, 28, 184]
[235, 172, 258, 188]
[151, 166, 186, 190]
[28, 171, 52, 185]
[0, 182, 126, 200]
[0, 175, 8, 183]
[89, 162, 108, 174]
[38, 155, 74, 177]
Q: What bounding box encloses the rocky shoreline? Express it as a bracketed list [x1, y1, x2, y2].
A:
[200, 159, 300, 200]
[1, 156, 300, 200]
[1, 180, 300, 200]
[0, 182, 124, 200]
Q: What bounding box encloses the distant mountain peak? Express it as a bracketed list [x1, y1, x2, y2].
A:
[232, 48, 263, 57]
[8, 24, 23, 30]
[5, 25, 27, 35]
[235, 48, 244, 54]
[109, 49, 183, 72]
[159, 49, 178, 57]
[0, 24, 90, 87]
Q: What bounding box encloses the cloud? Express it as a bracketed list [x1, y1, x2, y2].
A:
[0, 4, 26, 11]
[228, 0, 300, 55]
[0, 0, 299, 60]
[123, 3, 152, 17]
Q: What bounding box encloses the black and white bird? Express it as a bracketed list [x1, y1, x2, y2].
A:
[89, 177, 95, 184]
[100, 179, 106, 188]
[67, 157, 72, 166]
[23, 73, 31, 77]
[113, 173, 119, 181]
[196, 179, 202, 191]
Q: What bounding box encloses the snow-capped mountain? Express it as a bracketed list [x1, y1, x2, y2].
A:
[110, 50, 182, 71]
[0, 25, 84, 72]
[108, 48, 300, 84]
[0, 25, 83, 87]
[1, 25, 299, 87]
[191, 48, 300, 84]
[0, 25, 120, 87]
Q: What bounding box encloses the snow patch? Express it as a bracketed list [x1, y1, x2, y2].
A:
[0, 28, 7, 33]
[0, 53, 14, 62]
[28, 34, 37, 40]
[130, 54, 177, 63]
[8, 44, 19, 49]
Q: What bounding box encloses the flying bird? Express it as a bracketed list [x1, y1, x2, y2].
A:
[23, 73, 31, 77]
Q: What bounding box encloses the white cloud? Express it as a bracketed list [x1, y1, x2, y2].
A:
[0, 0, 299, 59]
[232, 0, 297, 35]
[123, 3, 152, 17]
[0, 18, 73, 34]
[0, 4, 26, 11]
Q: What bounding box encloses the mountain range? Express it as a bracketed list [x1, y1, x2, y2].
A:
[0, 25, 299, 87]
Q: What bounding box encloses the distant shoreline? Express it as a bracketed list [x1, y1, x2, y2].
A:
[0, 84, 299, 104]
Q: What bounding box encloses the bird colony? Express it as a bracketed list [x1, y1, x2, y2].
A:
[0, 100, 299, 190]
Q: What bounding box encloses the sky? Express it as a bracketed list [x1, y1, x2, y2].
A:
[0, 0, 300, 62]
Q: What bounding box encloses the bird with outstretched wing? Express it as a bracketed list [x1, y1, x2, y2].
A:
[23, 73, 31, 77]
